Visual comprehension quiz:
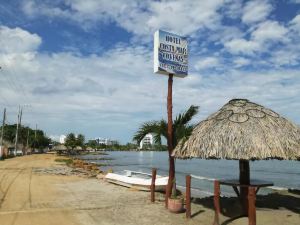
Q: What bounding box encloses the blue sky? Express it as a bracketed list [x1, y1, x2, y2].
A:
[0, 0, 300, 143]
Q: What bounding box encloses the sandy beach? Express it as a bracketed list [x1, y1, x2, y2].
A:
[0, 154, 299, 225]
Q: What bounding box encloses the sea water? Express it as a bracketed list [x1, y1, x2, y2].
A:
[80, 151, 300, 197]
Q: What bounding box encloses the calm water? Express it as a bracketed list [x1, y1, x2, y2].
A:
[80, 151, 300, 196]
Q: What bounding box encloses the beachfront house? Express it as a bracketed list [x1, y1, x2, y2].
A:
[59, 135, 66, 144]
[139, 133, 154, 149]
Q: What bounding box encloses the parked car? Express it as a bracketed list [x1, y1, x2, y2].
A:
[16, 150, 23, 156]
[7, 148, 23, 156]
[8, 147, 15, 156]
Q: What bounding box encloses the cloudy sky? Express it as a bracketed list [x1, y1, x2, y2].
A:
[0, 0, 300, 143]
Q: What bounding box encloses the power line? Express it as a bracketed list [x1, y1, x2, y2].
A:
[9, 66, 32, 103]
[0, 66, 11, 106]
[0, 66, 32, 109]
[0, 66, 34, 131]
[5, 67, 31, 105]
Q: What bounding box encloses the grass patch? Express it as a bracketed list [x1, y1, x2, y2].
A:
[55, 158, 73, 166]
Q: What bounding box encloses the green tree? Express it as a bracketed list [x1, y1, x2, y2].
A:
[76, 134, 85, 147]
[65, 133, 77, 150]
[87, 139, 97, 149]
[33, 130, 50, 149]
[1, 124, 50, 149]
[133, 105, 199, 195]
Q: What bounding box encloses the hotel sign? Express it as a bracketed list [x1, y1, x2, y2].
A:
[154, 30, 188, 78]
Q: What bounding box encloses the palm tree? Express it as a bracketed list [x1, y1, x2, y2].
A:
[133, 105, 199, 196]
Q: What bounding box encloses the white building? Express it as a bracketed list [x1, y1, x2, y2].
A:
[59, 135, 66, 144]
[95, 138, 118, 146]
[139, 133, 154, 149]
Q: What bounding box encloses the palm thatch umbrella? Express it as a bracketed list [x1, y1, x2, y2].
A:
[54, 145, 67, 151]
[173, 99, 300, 185]
[86, 146, 93, 152]
[75, 146, 83, 151]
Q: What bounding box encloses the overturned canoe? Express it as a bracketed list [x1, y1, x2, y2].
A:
[105, 170, 168, 191]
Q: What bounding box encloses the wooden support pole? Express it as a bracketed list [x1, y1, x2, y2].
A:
[239, 159, 250, 216]
[165, 181, 171, 208]
[150, 168, 157, 203]
[248, 187, 256, 225]
[186, 175, 191, 218]
[165, 73, 174, 208]
[213, 180, 221, 225]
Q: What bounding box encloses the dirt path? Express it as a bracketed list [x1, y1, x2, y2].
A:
[0, 155, 81, 225]
[0, 154, 299, 225]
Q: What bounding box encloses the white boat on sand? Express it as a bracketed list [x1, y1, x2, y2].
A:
[105, 170, 168, 191]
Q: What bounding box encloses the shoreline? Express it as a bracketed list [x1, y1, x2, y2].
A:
[77, 151, 300, 193]
[0, 154, 299, 225]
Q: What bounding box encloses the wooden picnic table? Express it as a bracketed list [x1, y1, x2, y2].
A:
[213, 179, 274, 225]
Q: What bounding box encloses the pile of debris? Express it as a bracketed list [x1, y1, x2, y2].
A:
[33, 166, 98, 178]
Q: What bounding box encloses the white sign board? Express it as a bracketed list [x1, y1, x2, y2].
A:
[154, 30, 188, 78]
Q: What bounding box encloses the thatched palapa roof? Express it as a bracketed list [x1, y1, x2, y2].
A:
[172, 99, 300, 160]
[86, 146, 93, 151]
[75, 146, 83, 151]
[53, 145, 67, 151]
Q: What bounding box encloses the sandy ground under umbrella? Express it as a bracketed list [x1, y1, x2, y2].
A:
[0, 154, 299, 225]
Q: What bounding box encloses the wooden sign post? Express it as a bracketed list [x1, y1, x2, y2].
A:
[165, 73, 175, 207]
[154, 30, 188, 208]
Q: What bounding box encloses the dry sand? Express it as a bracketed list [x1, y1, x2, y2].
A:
[0, 154, 299, 225]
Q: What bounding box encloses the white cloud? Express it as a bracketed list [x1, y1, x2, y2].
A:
[0, 26, 41, 53]
[206, 25, 244, 45]
[194, 57, 220, 70]
[270, 49, 299, 66]
[252, 21, 289, 43]
[224, 21, 289, 55]
[224, 38, 260, 55]
[289, 14, 300, 33]
[233, 57, 250, 67]
[147, 0, 223, 35]
[222, 0, 243, 19]
[4, 0, 300, 143]
[242, 0, 273, 24]
[22, 0, 72, 20]
[0, 25, 165, 141]
[22, 0, 224, 36]
[173, 69, 300, 128]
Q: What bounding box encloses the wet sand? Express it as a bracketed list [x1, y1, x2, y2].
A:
[0, 154, 299, 225]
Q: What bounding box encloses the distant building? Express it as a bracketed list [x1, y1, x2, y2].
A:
[139, 133, 154, 149]
[59, 135, 66, 144]
[95, 138, 118, 146]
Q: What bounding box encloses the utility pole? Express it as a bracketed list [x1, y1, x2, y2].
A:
[19, 107, 23, 127]
[14, 106, 22, 156]
[26, 128, 29, 155]
[34, 124, 37, 153]
[0, 108, 6, 159]
[0, 66, 4, 158]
